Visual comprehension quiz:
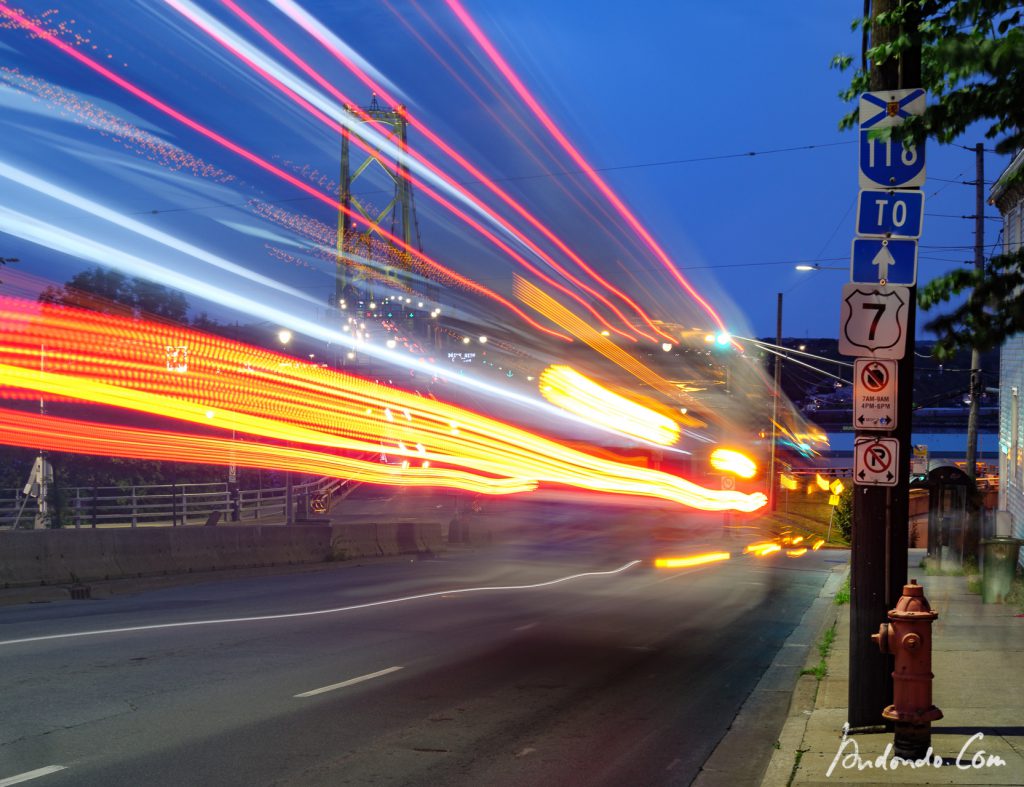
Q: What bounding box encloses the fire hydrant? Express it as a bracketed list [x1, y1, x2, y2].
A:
[871, 579, 943, 759]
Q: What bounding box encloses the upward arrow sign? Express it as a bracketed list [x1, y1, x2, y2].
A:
[872, 243, 895, 281]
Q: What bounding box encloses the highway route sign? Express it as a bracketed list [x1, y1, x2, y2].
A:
[850, 237, 918, 285]
[854, 436, 900, 486]
[838, 284, 910, 359]
[853, 358, 897, 430]
[856, 189, 924, 239]
[858, 89, 926, 189]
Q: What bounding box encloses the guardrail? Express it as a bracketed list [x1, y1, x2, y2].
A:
[0, 476, 349, 529]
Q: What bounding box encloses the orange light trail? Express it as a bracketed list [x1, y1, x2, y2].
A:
[0, 3, 568, 343]
[708, 448, 757, 479]
[444, 0, 729, 334]
[653, 552, 730, 569]
[514, 275, 695, 406]
[0, 408, 534, 495]
[538, 365, 680, 446]
[0, 297, 766, 513]
[263, 0, 675, 343]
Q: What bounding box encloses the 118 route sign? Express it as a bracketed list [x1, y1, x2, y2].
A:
[858, 89, 926, 189]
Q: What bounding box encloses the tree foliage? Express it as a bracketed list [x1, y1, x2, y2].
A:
[39, 266, 188, 321]
[919, 246, 1024, 357]
[834, 1, 1023, 359]
[833, 1, 1024, 155]
[833, 486, 854, 543]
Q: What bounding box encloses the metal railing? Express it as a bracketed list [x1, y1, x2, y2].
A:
[0, 476, 349, 529]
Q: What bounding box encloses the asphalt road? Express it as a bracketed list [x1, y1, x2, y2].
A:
[0, 530, 836, 786]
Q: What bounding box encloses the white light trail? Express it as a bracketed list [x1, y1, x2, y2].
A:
[0, 561, 642, 647]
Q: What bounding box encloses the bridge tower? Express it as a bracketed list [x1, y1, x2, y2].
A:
[335, 94, 421, 305]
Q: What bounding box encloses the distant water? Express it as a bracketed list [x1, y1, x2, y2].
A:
[823, 430, 999, 457]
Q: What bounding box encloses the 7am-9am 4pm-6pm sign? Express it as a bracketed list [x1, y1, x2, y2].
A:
[838, 283, 910, 359]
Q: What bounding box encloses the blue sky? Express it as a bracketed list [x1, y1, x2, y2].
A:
[0, 0, 1007, 343]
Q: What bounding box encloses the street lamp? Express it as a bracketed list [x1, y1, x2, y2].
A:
[277, 329, 292, 346]
[795, 264, 846, 271]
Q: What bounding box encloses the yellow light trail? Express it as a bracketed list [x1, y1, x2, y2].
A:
[653, 552, 730, 569]
[708, 448, 757, 478]
[0, 297, 767, 512]
[513, 274, 699, 409]
[539, 365, 680, 446]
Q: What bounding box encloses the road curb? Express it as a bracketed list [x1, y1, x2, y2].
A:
[759, 565, 848, 787]
[692, 562, 848, 787]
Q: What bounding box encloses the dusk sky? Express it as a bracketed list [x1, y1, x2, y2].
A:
[0, 0, 1007, 344]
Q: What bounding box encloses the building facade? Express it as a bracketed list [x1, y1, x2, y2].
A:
[993, 150, 1024, 549]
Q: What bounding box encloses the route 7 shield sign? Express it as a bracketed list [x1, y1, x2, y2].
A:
[838, 284, 910, 359]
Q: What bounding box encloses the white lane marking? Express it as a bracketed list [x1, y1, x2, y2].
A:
[514, 622, 538, 631]
[295, 666, 403, 698]
[0, 766, 67, 786]
[0, 561, 641, 647]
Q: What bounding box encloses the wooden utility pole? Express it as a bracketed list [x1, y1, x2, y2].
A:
[847, 0, 919, 729]
[965, 143, 985, 480]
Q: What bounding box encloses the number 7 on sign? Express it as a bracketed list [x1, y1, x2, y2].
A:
[837, 284, 910, 359]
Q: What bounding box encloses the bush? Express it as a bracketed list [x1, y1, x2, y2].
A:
[832, 486, 853, 542]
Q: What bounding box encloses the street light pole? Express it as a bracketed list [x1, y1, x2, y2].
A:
[768, 292, 782, 511]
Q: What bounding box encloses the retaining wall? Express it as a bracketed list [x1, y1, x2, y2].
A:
[0, 522, 442, 588]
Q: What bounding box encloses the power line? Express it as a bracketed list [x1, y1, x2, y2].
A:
[129, 140, 858, 217]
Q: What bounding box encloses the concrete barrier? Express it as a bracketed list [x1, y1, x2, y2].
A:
[415, 522, 444, 554]
[330, 523, 382, 560]
[0, 525, 341, 588]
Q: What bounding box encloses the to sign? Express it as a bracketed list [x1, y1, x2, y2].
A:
[850, 237, 918, 286]
[838, 284, 910, 359]
[856, 190, 924, 239]
[854, 436, 900, 486]
[858, 89, 926, 189]
[854, 358, 897, 430]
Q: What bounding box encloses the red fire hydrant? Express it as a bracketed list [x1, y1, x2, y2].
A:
[871, 579, 943, 759]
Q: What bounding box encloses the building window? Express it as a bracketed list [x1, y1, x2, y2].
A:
[1008, 207, 1021, 253]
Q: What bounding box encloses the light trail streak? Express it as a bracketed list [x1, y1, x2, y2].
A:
[514, 275, 702, 411]
[708, 448, 757, 479]
[265, 0, 673, 343]
[539, 365, 680, 446]
[0, 297, 767, 512]
[443, 0, 729, 334]
[0, 408, 536, 495]
[0, 561, 643, 648]
[0, 2, 566, 341]
[181, 0, 637, 342]
[653, 552, 730, 569]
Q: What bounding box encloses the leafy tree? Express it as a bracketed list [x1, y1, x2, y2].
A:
[832, 1, 1023, 359]
[833, 1, 1023, 154]
[39, 266, 188, 321]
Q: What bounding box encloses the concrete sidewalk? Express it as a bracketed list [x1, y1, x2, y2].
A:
[764, 550, 1024, 786]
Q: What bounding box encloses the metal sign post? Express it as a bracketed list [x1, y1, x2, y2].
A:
[841, 85, 924, 729]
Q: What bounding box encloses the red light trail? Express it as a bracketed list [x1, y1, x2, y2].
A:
[258, 0, 677, 343]
[0, 296, 766, 512]
[0, 1, 569, 343]
[206, 0, 645, 342]
[443, 0, 729, 334]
